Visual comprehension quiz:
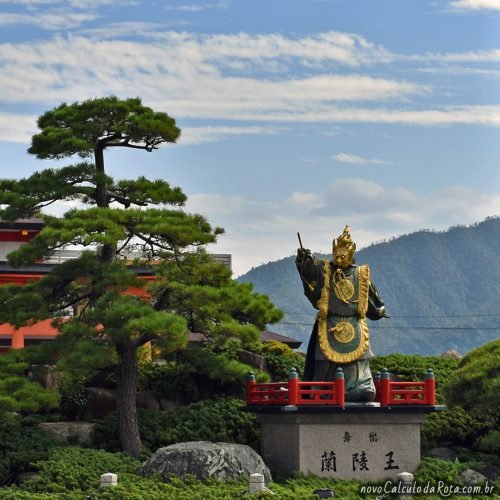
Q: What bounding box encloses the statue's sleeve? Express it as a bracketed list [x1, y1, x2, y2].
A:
[366, 279, 386, 320]
[295, 252, 323, 309]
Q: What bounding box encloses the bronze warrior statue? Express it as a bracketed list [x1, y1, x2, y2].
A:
[296, 226, 387, 402]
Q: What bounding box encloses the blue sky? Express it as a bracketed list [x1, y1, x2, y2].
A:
[1, 0, 499, 276]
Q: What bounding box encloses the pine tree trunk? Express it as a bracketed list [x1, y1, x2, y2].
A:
[116, 343, 143, 458]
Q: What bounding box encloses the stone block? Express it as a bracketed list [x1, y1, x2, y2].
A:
[38, 422, 95, 445]
[100, 472, 117, 488]
[256, 410, 427, 481]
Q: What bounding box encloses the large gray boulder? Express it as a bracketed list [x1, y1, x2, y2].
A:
[140, 441, 272, 483]
[458, 468, 488, 486]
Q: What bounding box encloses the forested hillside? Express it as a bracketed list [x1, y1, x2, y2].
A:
[238, 217, 500, 355]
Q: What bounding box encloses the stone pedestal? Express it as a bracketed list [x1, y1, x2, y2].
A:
[253, 406, 441, 481]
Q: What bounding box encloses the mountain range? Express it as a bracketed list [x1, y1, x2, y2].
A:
[237, 217, 500, 356]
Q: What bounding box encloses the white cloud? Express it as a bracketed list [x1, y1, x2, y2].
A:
[163, 2, 229, 12]
[0, 11, 98, 29]
[332, 153, 393, 165]
[0, 35, 421, 107]
[448, 0, 500, 10]
[224, 105, 500, 126]
[190, 180, 500, 276]
[0, 30, 499, 136]
[0, 112, 37, 142]
[0, 0, 58, 4]
[414, 49, 500, 63]
[186, 193, 245, 215]
[179, 125, 279, 145]
[288, 192, 321, 206]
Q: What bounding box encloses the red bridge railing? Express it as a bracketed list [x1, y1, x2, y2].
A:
[246, 367, 345, 406]
[246, 367, 436, 407]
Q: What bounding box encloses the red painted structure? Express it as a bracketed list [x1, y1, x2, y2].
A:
[374, 368, 436, 406]
[246, 369, 346, 406]
[0, 218, 155, 350]
[246, 368, 436, 407]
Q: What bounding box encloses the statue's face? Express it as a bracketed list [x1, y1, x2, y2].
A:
[333, 246, 353, 269]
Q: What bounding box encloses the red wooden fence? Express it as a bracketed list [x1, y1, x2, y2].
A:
[246, 367, 436, 407]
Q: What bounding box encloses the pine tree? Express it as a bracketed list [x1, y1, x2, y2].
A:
[0, 349, 59, 414]
[0, 96, 281, 456]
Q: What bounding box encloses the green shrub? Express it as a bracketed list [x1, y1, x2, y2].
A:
[92, 396, 260, 454]
[58, 372, 89, 421]
[0, 414, 57, 486]
[415, 457, 462, 487]
[138, 362, 199, 403]
[23, 447, 138, 495]
[475, 430, 500, 455]
[421, 406, 495, 451]
[445, 339, 500, 414]
[259, 341, 305, 381]
[140, 348, 269, 404]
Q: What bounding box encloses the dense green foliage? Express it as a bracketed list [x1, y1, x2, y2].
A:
[445, 338, 500, 414]
[56, 371, 90, 420]
[443, 339, 500, 454]
[151, 250, 283, 348]
[238, 217, 500, 356]
[0, 414, 57, 487]
[258, 340, 306, 381]
[0, 448, 496, 499]
[28, 96, 180, 160]
[421, 407, 496, 451]
[92, 397, 260, 453]
[0, 349, 59, 414]
[139, 352, 269, 403]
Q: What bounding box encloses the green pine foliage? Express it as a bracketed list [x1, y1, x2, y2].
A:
[0, 349, 59, 414]
[0, 96, 281, 457]
[139, 355, 269, 404]
[151, 249, 283, 348]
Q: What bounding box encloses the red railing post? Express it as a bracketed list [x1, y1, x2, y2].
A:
[288, 367, 299, 405]
[380, 368, 391, 407]
[425, 368, 436, 405]
[246, 371, 256, 405]
[335, 367, 345, 406]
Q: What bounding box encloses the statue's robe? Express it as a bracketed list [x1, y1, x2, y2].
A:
[296, 254, 385, 402]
